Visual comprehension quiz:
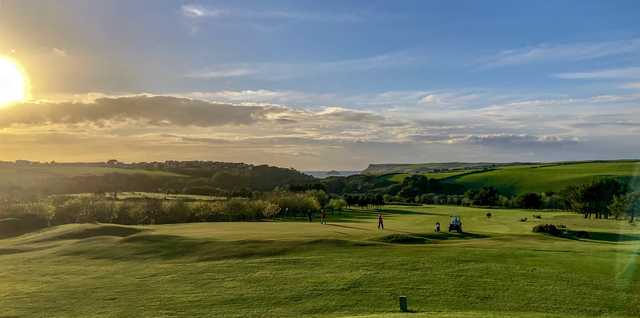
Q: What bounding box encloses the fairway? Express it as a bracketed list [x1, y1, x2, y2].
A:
[1, 205, 639, 318]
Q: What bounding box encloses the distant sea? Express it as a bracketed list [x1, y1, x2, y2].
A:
[303, 171, 362, 178]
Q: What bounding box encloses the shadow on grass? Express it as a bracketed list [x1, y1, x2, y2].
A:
[375, 232, 489, 245]
[577, 231, 640, 242]
[538, 229, 640, 243]
[59, 234, 380, 261]
[35, 225, 147, 242]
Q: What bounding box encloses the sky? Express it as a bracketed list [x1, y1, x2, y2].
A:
[0, 0, 639, 170]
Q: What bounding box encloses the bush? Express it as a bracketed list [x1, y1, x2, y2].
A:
[520, 217, 528, 222]
[532, 224, 561, 236]
[533, 214, 542, 219]
[486, 212, 492, 218]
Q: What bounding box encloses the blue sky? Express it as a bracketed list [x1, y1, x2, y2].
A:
[0, 1, 639, 169]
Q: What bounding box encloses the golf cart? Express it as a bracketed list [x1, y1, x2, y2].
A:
[448, 215, 463, 233]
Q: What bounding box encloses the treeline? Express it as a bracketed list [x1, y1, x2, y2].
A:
[0, 161, 316, 197]
[0, 190, 352, 234]
[325, 173, 638, 221]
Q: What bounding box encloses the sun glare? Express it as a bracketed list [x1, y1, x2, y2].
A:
[0, 57, 28, 106]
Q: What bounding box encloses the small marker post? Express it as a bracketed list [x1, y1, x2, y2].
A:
[399, 295, 408, 312]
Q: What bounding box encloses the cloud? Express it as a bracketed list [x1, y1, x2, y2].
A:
[315, 107, 383, 122]
[52, 48, 68, 57]
[622, 82, 640, 89]
[0, 94, 390, 131]
[187, 68, 255, 79]
[180, 4, 363, 23]
[2, 90, 638, 169]
[481, 38, 640, 67]
[452, 134, 580, 147]
[0, 95, 275, 128]
[187, 51, 421, 80]
[554, 67, 640, 80]
[181, 5, 224, 18]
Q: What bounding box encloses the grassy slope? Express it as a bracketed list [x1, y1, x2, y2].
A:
[0, 165, 184, 188]
[381, 170, 482, 183]
[445, 161, 640, 196]
[1, 205, 639, 318]
[379, 162, 640, 195]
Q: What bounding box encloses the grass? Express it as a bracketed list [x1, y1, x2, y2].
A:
[445, 161, 640, 195]
[381, 170, 482, 183]
[380, 161, 640, 195]
[1, 205, 639, 317]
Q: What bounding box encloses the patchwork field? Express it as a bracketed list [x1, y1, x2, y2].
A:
[1, 205, 639, 317]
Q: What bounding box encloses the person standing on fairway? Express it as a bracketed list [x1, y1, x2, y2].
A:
[320, 210, 327, 224]
[377, 213, 384, 230]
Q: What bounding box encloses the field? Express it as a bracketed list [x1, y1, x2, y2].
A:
[376, 161, 640, 196]
[381, 170, 481, 183]
[445, 161, 640, 195]
[1, 205, 639, 317]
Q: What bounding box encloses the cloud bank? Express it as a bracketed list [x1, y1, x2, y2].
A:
[1, 90, 638, 169]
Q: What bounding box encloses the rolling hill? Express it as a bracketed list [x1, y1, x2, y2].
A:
[367, 160, 640, 196]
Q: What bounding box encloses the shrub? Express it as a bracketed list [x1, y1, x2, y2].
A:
[533, 214, 542, 219]
[532, 224, 561, 236]
[520, 217, 528, 222]
[486, 212, 492, 218]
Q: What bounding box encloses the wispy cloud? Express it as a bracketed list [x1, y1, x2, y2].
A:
[4, 91, 640, 168]
[554, 66, 640, 79]
[481, 38, 640, 67]
[622, 82, 640, 89]
[187, 51, 422, 81]
[181, 4, 364, 23]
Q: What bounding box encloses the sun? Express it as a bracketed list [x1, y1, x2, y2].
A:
[0, 57, 29, 106]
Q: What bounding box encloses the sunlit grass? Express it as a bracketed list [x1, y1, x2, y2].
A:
[0, 205, 638, 317]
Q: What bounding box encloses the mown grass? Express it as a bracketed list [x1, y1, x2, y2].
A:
[0, 205, 639, 318]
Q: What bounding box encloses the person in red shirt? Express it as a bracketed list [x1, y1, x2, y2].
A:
[377, 213, 384, 230]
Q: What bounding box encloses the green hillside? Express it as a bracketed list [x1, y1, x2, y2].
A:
[444, 161, 640, 196]
[1, 205, 639, 317]
[362, 162, 516, 175]
[381, 169, 483, 183]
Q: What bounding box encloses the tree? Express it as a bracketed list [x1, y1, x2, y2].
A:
[328, 198, 347, 211]
[306, 190, 329, 208]
[516, 192, 543, 209]
[563, 179, 627, 219]
[609, 192, 640, 222]
[465, 187, 500, 206]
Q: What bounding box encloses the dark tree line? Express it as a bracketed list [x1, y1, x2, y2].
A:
[344, 194, 385, 208]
